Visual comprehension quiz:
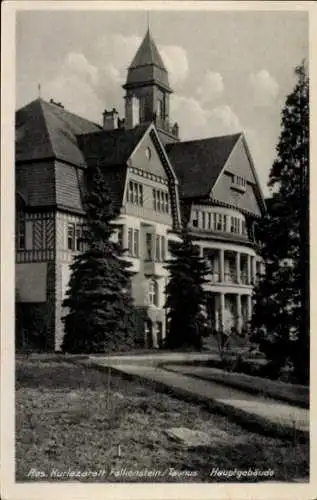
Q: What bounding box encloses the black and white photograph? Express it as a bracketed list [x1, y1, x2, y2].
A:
[1, 1, 314, 498]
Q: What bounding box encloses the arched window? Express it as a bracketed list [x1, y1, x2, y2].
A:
[16, 194, 26, 250]
[148, 278, 159, 307]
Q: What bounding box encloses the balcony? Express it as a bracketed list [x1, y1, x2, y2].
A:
[120, 254, 140, 273]
[144, 259, 167, 277]
[224, 271, 238, 284]
[240, 271, 252, 286]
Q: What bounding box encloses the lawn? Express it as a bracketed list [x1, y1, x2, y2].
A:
[15, 356, 309, 482]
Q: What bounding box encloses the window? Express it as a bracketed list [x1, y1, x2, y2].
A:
[75, 225, 82, 251]
[230, 217, 242, 234]
[67, 223, 75, 250]
[127, 181, 134, 203]
[128, 228, 133, 255]
[133, 229, 139, 257]
[216, 214, 222, 231]
[145, 233, 153, 261]
[153, 189, 157, 211]
[17, 211, 25, 250]
[127, 181, 143, 206]
[118, 226, 124, 248]
[139, 96, 146, 122]
[208, 213, 212, 230]
[155, 235, 160, 261]
[148, 279, 159, 307]
[161, 235, 166, 261]
[134, 183, 139, 205]
[127, 228, 139, 257]
[223, 215, 228, 232]
[152, 189, 169, 213]
[145, 147, 152, 160]
[232, 175, 246, 191]
[164, 192, 169, 213]
[192, 211, 198, 228]
[157, 99, 164, 119]
[202, 212, 206, 229]
[157, 191, 161, 212]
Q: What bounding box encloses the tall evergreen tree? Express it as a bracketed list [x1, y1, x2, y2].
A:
[62, 165, 138, 353]
[252, 62, 309, 383]
[164, 229, 210, 350]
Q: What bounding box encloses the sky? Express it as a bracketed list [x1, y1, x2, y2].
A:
[16, 8, 308, 196]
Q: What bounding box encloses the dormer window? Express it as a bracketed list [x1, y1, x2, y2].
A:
[231, 175, 246, 192]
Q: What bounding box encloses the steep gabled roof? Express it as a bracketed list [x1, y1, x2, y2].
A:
[124, 29, 171, 92]
[130, 29, 167, 70]
[16, 98, 101, 166]
[76, 124, 150, 211]
[166, 133, 241, 198]
[76, 124, 149, 168]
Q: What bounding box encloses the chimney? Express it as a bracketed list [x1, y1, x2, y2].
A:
[50, 98, 64, 109]
[172, 122, 179, 139]
[102, 108, 119, 130]
[125, 95, 140, 129]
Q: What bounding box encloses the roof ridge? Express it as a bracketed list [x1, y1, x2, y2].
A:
[129, 29, 167, 71]
[41, 98, 102, 129]
[37, 99, 55, 158]
[167, 132, 242, 148]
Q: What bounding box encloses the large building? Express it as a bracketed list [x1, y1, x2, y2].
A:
[15, 29, 266, 351]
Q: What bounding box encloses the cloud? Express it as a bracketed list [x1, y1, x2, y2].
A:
[160, 45, 189, 87]
[197, 71, 224, 103]
[249, 69, 279, 107]
[44, 34, 190, 122]
[171, 96, 242, 140]
[65, 52, 98, 86]
[94, 33, 141, 75]
[45, 74, 104, 124]
[209, 105, 241, 133]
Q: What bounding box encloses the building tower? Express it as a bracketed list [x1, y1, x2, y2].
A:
[123, 29, 179, 144]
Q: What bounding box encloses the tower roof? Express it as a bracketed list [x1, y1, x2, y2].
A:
[124, 29, 172, 92]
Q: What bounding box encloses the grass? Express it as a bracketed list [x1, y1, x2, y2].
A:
[16, 356, 309, 483]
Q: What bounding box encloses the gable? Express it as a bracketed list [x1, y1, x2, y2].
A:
[166, 134, 241, 198]
[211, 137, 263, 217]
[128, 129, 169, 181]
[211, 174, 262, 217]
[223, 136, 257, 184]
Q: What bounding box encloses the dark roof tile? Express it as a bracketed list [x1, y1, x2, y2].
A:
[16, 99, 101, 166]
[125, 30, 171, 91]
[76, 124, 148, 167]
[166, 133, 241, 198]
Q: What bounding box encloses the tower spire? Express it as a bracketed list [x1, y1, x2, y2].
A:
[147, 11, 150, 32]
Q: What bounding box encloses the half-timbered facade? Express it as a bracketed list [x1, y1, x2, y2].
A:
[15, 29, 266, 351]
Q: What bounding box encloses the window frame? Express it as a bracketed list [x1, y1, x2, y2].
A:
[148, 278, 159, 307]
[145, 232, 153, 261]
[17, 210, 26, 250]
[133, 229, 139, 257]
[128, 228, 133, 256]
[67, 223, 76, 251]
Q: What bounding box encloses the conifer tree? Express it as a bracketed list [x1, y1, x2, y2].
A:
[251, 62, 309, 383]
[62, 165, 138, 353]
[164, 229, 210, 350]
